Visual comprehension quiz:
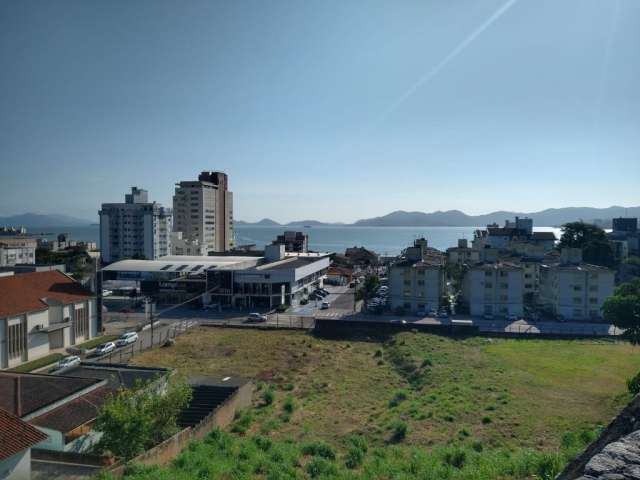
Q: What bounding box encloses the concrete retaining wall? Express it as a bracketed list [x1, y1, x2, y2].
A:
[107, 381, 253, 477]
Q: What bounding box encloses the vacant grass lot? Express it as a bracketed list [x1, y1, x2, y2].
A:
[127, 327, 640, 478]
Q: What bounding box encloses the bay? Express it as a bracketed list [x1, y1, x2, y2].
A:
[30, 224, 562, 256]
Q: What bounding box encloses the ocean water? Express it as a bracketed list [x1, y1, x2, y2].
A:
[33, 224, 562, 256]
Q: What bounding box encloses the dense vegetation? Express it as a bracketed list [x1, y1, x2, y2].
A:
[125, 327, 639, 478]
[603, 278, 640, 345]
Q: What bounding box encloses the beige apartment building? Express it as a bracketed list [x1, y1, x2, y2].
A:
[172, 171, 234, 254]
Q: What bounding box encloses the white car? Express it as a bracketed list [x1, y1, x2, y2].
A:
[247, 313, 267, 322]
[57, 355, 81, 370]
[320, 302, 330, 310]
[115, 332, 138, 347]
[94, 342, 116, 356]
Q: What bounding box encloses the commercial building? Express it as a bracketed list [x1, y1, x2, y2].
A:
[272, 231, 309, 253]
[538, 249, 615, 321]
[389, 239, 445, 313]
[0, 271, 97, 369]
[461, 262, 524, 318]
[0, 408, 47, 480]
[99, 187, 172, 263]
[172, 171, 234, 254]
[612, 217, 638, 234]
[0, 237, 37, 267]
[37, 233, 97, 253]
[102, 244, 330, 309]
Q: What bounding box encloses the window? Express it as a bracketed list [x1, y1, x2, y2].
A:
[589, 285, 598, 292]
[525, 283, 533, 289]
[573, 297, 582, 304]
[8, 321, 26, 360]
[500, 295, 508, 301]
[75, 306, 89, 339]
[417, 280, 425, 286]
[589, 298, 598, 304]
[573, 285, 582, 292]
[484, 271, 492, 277]
[500, 283, 508, 289]
[485, 282, 493, 288]
[404, 280, 411, 286]
[403, 302, 411, 309]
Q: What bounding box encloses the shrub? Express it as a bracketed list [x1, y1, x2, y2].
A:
[374, 349, 383, 358]
[443, 448, 466, 468]
[421, 357, 433, 367]
[302, 441, 336, 460]
[306, 457, 337, 478]
[231, 412, 253, 434]
[391, 420, 408, 442]
[388, 389, 408, 408]
[482, 416, 492, 424]
[281, 383, 295, 391]
[628, 371, 640, 395]
[283, 395, 296, 414]
[262, 387, 275, 406]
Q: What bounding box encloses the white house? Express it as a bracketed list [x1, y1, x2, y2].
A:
[0, 271, 97, 369]
[462, 262, 524, 317]
[0, 408, 48, 480]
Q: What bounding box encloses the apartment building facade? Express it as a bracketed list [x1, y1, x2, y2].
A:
[539, 259, 615, 321]
[389, 239, 445, 313]
[462, 263, 524, 317]
[172, 171, 234, 254]
[99, 187, 172, 263]
[0, 271, 97, 369]
[0, 237, 37, 267]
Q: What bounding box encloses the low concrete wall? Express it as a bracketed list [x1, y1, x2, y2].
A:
[107, 381, 253, 477]
[314, 318, 479, 337]
[557, 394, 640, 479]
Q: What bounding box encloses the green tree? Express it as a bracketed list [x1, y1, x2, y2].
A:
[94, 377, 192, 459]
[558, 222, 615, 267]
[356, 274, 380, 305]
[602, 279, 640, 345]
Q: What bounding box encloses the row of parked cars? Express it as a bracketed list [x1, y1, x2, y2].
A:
[54, 331, 140, 371]
[310, 288, 331, 309]
[367, 285, 388, 309]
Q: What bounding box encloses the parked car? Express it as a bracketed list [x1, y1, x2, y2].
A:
[94, 342, 116, 356]
[309, 293, 322, 301]
[247, 313, 268, 322]
[482, 313, 494, 320]
[57, 355, 81, 370]
[116, 332, 139, 347]
[319, 288, 330, 296]
[315, 289, 329, 297]
[320, 302, 330, 310]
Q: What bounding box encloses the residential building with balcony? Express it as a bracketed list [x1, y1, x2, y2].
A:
[0, 271, 97, 369]
[389, 238, 445, 313]
[538, 248, 615, 321]
[461, 262, 524, 317]
[99, 187, 172, 263]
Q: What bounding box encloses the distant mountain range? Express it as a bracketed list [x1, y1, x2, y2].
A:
[238, 206, 640, 228]
[0, 213, 94, 228]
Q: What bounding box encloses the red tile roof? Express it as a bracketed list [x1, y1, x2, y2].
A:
[0, 270, 94, 317]
[0, 408, 48, 461]
[30, 386, 111, 434]
[0, 372, 102, 417]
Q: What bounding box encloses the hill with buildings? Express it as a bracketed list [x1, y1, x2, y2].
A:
[0, 213, 93, 227]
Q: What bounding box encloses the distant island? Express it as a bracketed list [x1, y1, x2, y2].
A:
[237, 205, 640, 228]
[4, 205, 639, 229]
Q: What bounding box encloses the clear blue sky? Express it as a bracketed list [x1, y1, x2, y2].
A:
[1, 0, 639, 223]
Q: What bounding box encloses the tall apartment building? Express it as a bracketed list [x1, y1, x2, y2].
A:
[538, 248, 615, 321]
[389, 238, 445, 313]
[99, 187, 172, 263]
[172, 171, 234, 254]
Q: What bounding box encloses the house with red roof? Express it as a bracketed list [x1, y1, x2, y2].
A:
[0, 271, 97, 369]
[0, 407, 47, 480]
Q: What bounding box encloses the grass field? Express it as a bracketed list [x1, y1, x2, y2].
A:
[126, 327, 640, 479]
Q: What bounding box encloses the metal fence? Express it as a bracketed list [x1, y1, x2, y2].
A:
[199, 314, 316, 330]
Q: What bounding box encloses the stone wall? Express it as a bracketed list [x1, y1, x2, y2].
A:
[558, 394, 640, 479]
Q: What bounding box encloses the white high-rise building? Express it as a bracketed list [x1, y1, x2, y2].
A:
[172, 171, 234, 255]
[99, 187, 172, 263]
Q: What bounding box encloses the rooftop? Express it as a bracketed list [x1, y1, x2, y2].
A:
[59, 362, 169, 389]
[0, 270, 94, 318]
[0, 408, 48, 462]
[0, 371, 102, 418]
